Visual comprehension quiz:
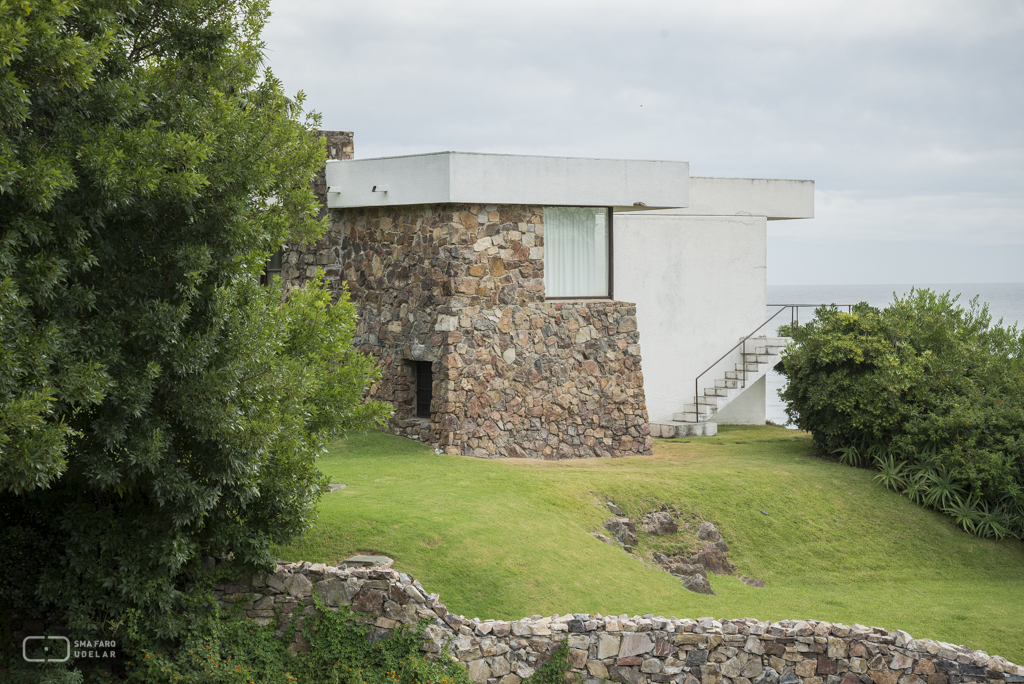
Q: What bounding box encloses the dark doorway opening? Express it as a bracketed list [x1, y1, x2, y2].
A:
[414, 361, 433, 418]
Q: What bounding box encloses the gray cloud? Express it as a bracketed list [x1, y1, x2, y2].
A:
[263, 0, 1024, 283]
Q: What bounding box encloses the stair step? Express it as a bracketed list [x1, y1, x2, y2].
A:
[672, 411, 715, 423]
[651, 422, 718, 438]
[759, 336, 792, 346]
[677, 404, 716, 418]
[667, 336, 793, 435]
[752, 346, 785, 355]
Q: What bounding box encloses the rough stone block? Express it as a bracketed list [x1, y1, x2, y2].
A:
[869, 671, 900, 684]
[351, 588, 386, 616]
[490, 657, 511, 676]
[468, 659, 492, 684]
[817, 655, 838, 675]
[598, 634, 622, 659]
[619, 634, 654, 659]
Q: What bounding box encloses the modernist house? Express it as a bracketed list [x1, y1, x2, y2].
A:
[282, 131, 813, 459]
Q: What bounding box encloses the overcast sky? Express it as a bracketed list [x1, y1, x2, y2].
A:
[263, 0, 1023, 285]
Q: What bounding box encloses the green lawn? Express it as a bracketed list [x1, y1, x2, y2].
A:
[275, 425, 1024, 663]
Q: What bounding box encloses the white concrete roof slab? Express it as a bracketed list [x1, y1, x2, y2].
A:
[631, 177, 814, 220]
[325, 152, 689, 211]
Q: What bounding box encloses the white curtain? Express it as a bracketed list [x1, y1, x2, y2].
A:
[544, 207, 609, 297]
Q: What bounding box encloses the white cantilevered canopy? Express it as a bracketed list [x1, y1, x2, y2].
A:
[324, 152, 690, 211]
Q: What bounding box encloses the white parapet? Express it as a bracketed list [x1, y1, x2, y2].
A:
[659, 176, 815, 220]
[325, 151, 689, 211]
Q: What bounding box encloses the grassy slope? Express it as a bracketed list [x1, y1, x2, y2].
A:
[276, 425, 1024, 662]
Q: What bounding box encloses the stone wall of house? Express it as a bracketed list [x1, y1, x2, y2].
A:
[434, 299, 650, 458]
[336, 203, 651, 458]
[338, 203, 457, 434]
[215, 561, 1024, 684]
[279, 130, 354, 300]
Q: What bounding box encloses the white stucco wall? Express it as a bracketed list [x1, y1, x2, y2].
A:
[613, 177, 812, 426]
[712, 375, 767, 425]
[613, 213, 768, 424]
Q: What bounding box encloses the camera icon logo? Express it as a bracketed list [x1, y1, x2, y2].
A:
[23, 636, 71, 663]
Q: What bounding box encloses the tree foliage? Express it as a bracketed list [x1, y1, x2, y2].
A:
[776, 289, 1024, 538]
[0, 0, 389, 645]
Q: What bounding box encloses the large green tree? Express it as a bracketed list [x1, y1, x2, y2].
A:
[0, 0, 388, 640]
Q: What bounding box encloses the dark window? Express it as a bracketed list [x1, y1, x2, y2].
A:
[260, 249, 283, 285]
[415, 361, 433, 418]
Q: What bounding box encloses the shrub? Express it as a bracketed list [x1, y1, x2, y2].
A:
[776, 289, 1024, 537]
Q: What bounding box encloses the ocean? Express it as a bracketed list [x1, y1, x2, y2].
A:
[764, 282, 1024, 426]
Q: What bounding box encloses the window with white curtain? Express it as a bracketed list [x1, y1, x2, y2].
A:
[543, 207, 611, 298]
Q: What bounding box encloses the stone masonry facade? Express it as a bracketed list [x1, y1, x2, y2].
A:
[337, 203, 651, 458]
[215, 561, 1024, 684]
[281, 132, 652, 458]
[280, 130, 353, 300]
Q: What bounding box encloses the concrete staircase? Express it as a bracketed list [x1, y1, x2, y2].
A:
[650, 336, 791, 438]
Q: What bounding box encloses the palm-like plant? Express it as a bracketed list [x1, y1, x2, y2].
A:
[923, 467, 966, 510]
[902, 469, 933, 505]
[944, 493, 982, 534]
[975, 501, 1010, 540]
[873, 454, 908, 491]
[833, 445, 861, 467]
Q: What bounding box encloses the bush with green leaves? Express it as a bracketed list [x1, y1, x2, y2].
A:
[3, 580, 480, 684]
[0, 0, 390, 659]
[115, 588, 565, 684]
[776, 289, 1024, 538]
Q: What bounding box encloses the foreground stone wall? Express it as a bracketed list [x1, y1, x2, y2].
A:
[336, 203, 651, 458]
[216, 562, 1024, 684]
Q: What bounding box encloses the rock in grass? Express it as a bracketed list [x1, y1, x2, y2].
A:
[607, 501, 624, 516]
[604, 517, 638, 546]
[669, 564, 707, 578]
[680, 573, 715, 595]
[697, 521, 722, 542]
[642, 511, 678, 535]
[697, 545, 734, 575]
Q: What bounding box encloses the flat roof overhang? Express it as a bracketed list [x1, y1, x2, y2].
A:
[629, 177, 815, 220]
[324, 151, 690, 211]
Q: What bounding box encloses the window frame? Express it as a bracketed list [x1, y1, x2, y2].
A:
[414, 360, 433, 419]
[542, 206, 614, 301]
[260, 248, 284, 286]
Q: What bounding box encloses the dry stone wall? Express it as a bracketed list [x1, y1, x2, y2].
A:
[336, 203, 651, 458]
[216, 562, 1024, 684]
